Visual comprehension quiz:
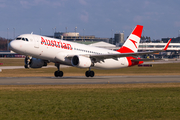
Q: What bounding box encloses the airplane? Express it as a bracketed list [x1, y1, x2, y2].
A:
[9, 25, 172, 77]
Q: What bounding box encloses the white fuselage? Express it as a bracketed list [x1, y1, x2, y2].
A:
[10, 34, 129, 69]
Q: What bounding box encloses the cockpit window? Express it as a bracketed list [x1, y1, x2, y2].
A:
[15, 37, 29, 42]
[16, 37, 22, 40]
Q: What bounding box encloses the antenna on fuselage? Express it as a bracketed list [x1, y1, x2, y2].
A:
[31, 32, 33, 34]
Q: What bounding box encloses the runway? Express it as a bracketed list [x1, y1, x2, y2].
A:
[0, 75, 180, 85]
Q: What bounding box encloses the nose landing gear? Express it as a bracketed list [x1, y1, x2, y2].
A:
[24, 56, 31, 68]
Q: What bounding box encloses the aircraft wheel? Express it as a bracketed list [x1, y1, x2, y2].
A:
[59, 71, 63, 77]
[85, 71, 90, 77]
[85, 71, 94, 77]
[90, 71, 95, 77]
[54, 71, 63, 77]
[24, 64, 29, 69]
[54, 71, 59, 77]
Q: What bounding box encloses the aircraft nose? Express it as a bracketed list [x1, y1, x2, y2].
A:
[9, 40, 18, 51]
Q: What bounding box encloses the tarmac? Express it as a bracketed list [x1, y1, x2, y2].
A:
[0, 75, 180, 85]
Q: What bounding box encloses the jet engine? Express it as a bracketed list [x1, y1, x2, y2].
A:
[25, 57, 47, 68]
[71, 55, 92, 68]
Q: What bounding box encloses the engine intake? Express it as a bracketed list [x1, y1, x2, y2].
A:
[71, 55, 92, 68]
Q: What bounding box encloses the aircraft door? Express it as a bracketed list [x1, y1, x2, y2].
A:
[34, 36, 39, 48]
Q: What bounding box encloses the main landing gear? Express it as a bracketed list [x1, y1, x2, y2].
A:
[54, 64, 95, 78]
[54, 63, 63, 77]
[85, 67, 95, 77]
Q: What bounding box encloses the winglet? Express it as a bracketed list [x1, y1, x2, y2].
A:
[163, 38, 172, 51]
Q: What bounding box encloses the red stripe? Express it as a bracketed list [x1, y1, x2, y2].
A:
[132, 25, 143, 38]
[163, 38, 172, 50]
[117, 47, 143, 66]
[129, 39, 137, 48]
[126, 57, 143, 67]
[117, 46, 134, 53]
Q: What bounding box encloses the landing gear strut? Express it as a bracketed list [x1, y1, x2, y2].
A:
[54, 63, 63, 77]
[24, 56, 31, 68]
[85, 67, 95, 77]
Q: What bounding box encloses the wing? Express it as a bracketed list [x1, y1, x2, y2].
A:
[66, 39, 171, 63]
[88, 38, 172, 62]
[89, 50, 163, 59]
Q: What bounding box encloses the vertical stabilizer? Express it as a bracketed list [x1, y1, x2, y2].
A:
[117, 25, 143, 53]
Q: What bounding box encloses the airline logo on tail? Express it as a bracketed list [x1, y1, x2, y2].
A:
[116, 25, 143, 66]
[117, 25, 143, 53]
[129, 39, 137, 48]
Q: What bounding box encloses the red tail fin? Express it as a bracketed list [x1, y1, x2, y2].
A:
[117, 25, 143, 53]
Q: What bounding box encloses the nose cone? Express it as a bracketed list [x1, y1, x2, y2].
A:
[9, 40, 16, 51]
[9, 40, 21, 53]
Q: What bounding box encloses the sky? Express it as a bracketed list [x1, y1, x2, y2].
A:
[0, 0, 180, 40]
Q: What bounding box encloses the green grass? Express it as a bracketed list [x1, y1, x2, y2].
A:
[0, 58, 24, 66]
[0, 84, 180, 120]
[0, 58, 54, 66]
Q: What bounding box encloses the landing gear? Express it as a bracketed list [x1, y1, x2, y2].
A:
[24, 56, 31, 69]
[24, 64, 29, 68]
[54, 63, 63, 77]
[85, 67, 95, 77]
[54, 71, 63, 77]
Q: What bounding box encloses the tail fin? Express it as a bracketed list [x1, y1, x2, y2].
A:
[117, 25, 143, 53]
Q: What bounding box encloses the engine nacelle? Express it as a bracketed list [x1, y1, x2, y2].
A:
[25, 57, 47, 68]
[30, 58, 47, 68]
[71, 55, 92, 68]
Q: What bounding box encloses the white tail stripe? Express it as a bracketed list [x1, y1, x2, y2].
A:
[123, 34, 141, 52]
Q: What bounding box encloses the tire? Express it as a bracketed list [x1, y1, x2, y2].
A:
[90, 71, 95, 77]
[59, 71, 63, 77]
[85, 71, 90, 77]
[54, 71, 59, 77]
[54, 71, 63, 77]
[24, 64, 29, 69]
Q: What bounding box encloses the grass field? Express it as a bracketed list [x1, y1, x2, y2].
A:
[0, 84, 180, 120]
[0, 58, 25, 66]
[1, 59, 180, 119]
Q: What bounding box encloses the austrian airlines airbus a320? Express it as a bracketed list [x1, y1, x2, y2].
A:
[9, 25, 171, 77]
